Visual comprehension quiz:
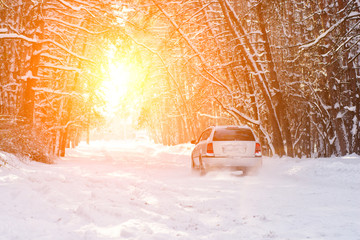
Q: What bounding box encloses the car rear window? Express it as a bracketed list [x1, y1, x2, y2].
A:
[213, 128, 255, 141]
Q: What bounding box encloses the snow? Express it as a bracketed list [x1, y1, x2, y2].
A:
[0, 33, 37, 42]
[345, 106, 356, 112]
[352, 116, 358, 136]
[0, 140, 359, 240]
[300, 16, 347, 49]
[21, 70, 39, 81]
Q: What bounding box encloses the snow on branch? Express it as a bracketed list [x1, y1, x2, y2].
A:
[215, 97, 260, 126]
[40, 53, 64, 63]
[56, 0, 82, 11]
[0, 0, 10, 8]
[0, 33, 36, 42]
[0, 33, 93, 63]
[44, 39, 93, 63]
[299, 16, 347, 50]
[179, 2, 215, 27]
[45, 17, 110, 35]
[33, 87, 82, 98]
[197, 112, 230, 120]
[124, 32, 192, 119]
[152, 0, 232, 94]
[38, 64, 81, 72]
[219, 0, 282, 131]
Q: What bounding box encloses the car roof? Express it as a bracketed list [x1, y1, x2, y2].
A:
[213, 125, 251, 130]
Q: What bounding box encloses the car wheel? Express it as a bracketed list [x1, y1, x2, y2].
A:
[249, 159, 263, 175]
[199, 155, 207, 176]
[245, 166, 260, 175]
[191, 154, 196, 169]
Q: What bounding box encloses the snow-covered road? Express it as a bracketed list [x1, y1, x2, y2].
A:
[0, 140, 359, 240]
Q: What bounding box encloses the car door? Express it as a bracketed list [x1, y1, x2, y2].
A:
[193, 130, 205, 160]
[194, 128, 212, 162]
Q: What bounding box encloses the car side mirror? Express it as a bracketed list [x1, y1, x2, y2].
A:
[191, 140, 197, 144]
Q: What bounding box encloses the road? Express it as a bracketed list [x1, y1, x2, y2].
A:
[0, 140, 359, 240]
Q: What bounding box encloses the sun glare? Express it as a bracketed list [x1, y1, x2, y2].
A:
[102, 63, 132, 115]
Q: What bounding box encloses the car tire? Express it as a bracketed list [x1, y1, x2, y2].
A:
[199, 155, 207, 176]
[191, 154, 196, 169]
[245, 166, 260, 175]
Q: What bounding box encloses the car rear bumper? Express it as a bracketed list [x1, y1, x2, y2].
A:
[202, 156, 262, 168]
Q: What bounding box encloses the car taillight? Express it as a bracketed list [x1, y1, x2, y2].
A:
[255, 143, 262, 157]
[207, 143, 214, 154]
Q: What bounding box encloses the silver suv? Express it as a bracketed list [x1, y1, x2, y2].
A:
[191, 126, 262, 175]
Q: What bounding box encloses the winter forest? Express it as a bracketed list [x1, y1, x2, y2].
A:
[1, 0, 360, 161]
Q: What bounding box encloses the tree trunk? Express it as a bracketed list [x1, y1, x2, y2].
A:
[256, 2, 294, 157]
[218, 0, 285, 156]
